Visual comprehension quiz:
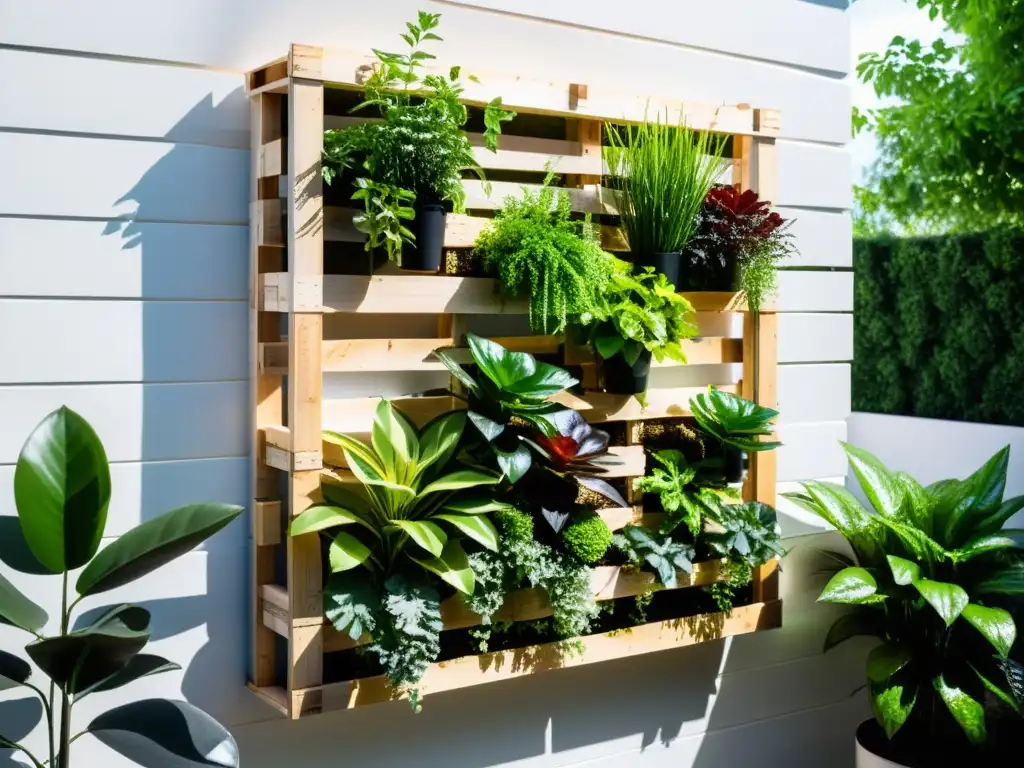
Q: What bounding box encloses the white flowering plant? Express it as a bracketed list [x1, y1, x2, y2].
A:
[324, 11, 515, 264]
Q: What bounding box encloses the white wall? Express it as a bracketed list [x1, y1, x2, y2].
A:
[0, 1, 861, 765]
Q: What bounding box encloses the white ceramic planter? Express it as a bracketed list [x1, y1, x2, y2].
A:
[855, 720, 910, 768]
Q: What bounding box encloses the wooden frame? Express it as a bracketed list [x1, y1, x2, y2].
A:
[246, 44, 781, 719]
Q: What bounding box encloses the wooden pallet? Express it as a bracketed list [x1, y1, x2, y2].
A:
[246, 44, 781, 719]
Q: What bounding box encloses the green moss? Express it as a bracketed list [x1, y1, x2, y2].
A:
[854, 231, 1024, 426]
[561, 515, 613, 564]
[494, 507, 534, 543]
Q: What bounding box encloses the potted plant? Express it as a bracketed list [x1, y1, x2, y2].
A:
[583, 262, 697, 394]
[689, 386, 782, 482]
[0, 407, 243, 768]
[785, 443, 1024, 766]
[476, 170, 615, 334]
[603, 114, 727, 287]
[682, 185, 795, 311]
[322, 12, 515, 272]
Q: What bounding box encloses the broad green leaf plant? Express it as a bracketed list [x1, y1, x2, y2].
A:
[690, 386, 782, 452]
[0, 407, 242, 768]
[786, 443, 1024, 754]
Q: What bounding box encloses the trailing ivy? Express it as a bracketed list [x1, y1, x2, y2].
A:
[853, 231, 1024, 425]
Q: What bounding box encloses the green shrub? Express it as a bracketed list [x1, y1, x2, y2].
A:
[561, 515, 613, 564]
[854, 230, 1024, 426]
[495, 507, 534, 542]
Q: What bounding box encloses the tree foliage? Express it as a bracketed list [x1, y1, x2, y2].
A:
[855, 0, 1024, 233]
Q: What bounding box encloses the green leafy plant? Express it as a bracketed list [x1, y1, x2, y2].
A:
[633, 449, 739, 537]
[785, 442, 1024, 756]
[585, 263, 698, 368]
[434, 333, 576, 482]
[322, 11, 515, 264]
[705, 502, 784, 568]
[613, 525, 695, 589]
[603, 113, 727, 256]
[690, 387, 782, 452]
[0, 407, 242, 768]
[476, 170, 616, 334]
[560, 514, 614, 564]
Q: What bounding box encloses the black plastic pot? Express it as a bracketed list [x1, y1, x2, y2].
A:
[633, 252, 681, 288]
[723, 446, 746, 484]
[601, 348, 653, 395]
[402, 199, 446, 272]
[677, 252, 741, 292]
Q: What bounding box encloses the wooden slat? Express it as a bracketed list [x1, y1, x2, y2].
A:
[309, 46, 775, 137]
[246, 683, 289, 716]
[254, 501, 282, 546]
[259, 137, 285, 178]
[310, 600, 781, 711]
[552, 385, 737, 423]
[655, 337, 743, 367]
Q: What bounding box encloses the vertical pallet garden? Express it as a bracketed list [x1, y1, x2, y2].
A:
[246, 44, 783, 718]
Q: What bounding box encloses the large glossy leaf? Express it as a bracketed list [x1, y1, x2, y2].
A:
[14, 406, 112, 573]
[970, 662, 1020, 714]
[913, 579, 968, 626]
[328, 531, 373, 572]
[433, 348, 481, 395]
[867, 643, 912, 682]
[390, 520, 446, 558]
[818, 567, 886, 605]
[409, 538, 475, 594]
[76, 503, 243, 596]
[371, 399, 419, 480]
[324, 431, 383, 477]
[467, 412, 504, 443]
[841, 442, 904, 519]
[944, 447, 1009, 545]
[416, 411, 465, 479]
[874, 515, 949, 562]
[26, 604, 150, 689]
[823, 611, 884, 652]
[89, 699, 239, 767]
[495, 443, 531, 484]
[0, 570, 47, 633]
[435, 514, 498, 551]
[976, 494, 1024, 537]
[468, 333, 532, 389]
[508, 360, 577, 398]
[77, 654, 180, 698]
[961, 603, 1016, 657]
[799, 482, 875, 536]
[420, 468, 501, 496]
[974, 564, 1024, 595]
[933, 675, 986, 745]
[870, 678, 917, 739]
[440, 495, 514, 515]
[894, 471, 933, 535]
[0, 650, 31, 691]
[886, 555, 920, 586]
[290, 505, 375, 538]
[324, 570, 378, 641]
[952, 532, 1019, 562]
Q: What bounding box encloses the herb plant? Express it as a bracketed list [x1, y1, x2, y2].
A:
[614, 525, 696, 589]
[786, 443, 1024, 757]
[561, 514, 614, 564]
[705, 502, 784, 568]
[690, 386, 782, 452]
[634, 449, 739, 537]
[0, 407, 242, 768]
[683, 186, 795, 312]
[603, 114, 727, 257]
[584, 263, 698, 367]
[322, 11, 515, 264]
[476, 170, 616, 334]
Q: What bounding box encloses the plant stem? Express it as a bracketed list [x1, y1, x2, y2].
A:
[58, 570, 70, 768]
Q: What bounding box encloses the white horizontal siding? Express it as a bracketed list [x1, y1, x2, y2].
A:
[778, 422, 848, 481]
[778, 207, 852, 268]
[777, 141, 853, 209]
[0, 133, 247, 223]
[0, 219, 247, 299]
[775, 271, 852, 313]
[777, 364, 851, 424]
[0, 48, 247, 147]
[447, 0, 851, 74]
[778, 314, 853, 363]
[0, 300, 248, 383]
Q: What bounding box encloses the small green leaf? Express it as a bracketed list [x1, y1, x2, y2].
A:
[76, 503, 243, 596]
[495, 444, 531, 484]
[933, 674, 986, 745]
[961, 603, 1016, 657]
[818, 567, 886, 604]
[867, 643, 912, 682]
[970, 662, 1020, 714]
[435, 514, 498, 552]
[290, 505, 369, 537]
[328, 531, 372, 572]
[389, 520, 446, 558]
[0, 650, 32, 691]
[420, 469, 501, 496]
[871, 678, 917, 739]
[409, 539, 475, 594]
[0, 570, 48, 633]
[441, 495, 514, 516]
[886, 555, 920, 586]
[914, 579, 968, 625]
[468, 412, 504, 443]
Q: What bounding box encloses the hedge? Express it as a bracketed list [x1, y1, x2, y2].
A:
[853, 230, 1024, 426]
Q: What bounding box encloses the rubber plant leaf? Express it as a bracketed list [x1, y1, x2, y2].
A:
[88, 699, 239, 768]
[0, 570, 48, 633]
[13, 406, 112, 573]
[76, 503, 243, 596]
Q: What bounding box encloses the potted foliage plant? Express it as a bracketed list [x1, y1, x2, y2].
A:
[476, 171, 616, 335]
[0, 407, 242, 768]
[603, 114, 727, 287]
[682, 185, 795, 312]
[583, 262, 697, 394]
[785, 443, 1024, 767]
[322, 12, 515, 272]
[689, 386, 782, 483]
